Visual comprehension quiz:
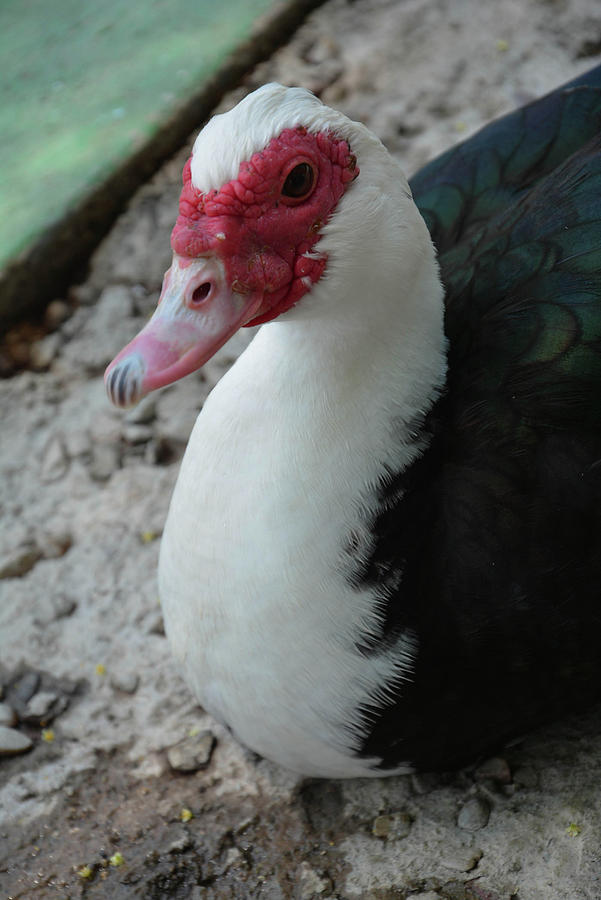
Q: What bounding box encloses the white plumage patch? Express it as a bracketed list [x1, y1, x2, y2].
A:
[159, 84, 447, 777]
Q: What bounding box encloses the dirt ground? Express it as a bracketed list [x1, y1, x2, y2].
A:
[2, 1, 601, 898]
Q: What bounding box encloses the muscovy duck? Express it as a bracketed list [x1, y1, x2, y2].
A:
[106, 67, 601, 777]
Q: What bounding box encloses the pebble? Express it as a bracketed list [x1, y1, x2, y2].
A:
[168, 833, 193, 854]
[69, 281, 96, 306]
[110, 672, 139, 694]
[40, 434, 69, 483]
[132, 752, 168, 779]
[0, 725, 33, 756]
[296, 861, 332, 898]
[30, 333, 61, 370]
[440, 847, 483, 872]
[90, 412, 122, 444]
[457, 797, 491, 831]
[372, 811, 412, 840]
[221, 847, 243, 871]
[474, 757, 511, 785]
[37, 526, 72, 560]
[0, 543, 42, 579]
[10, 671, 40, 707]
[23, 690, 68, 725]
[35, 594, 77, 626]
[53, 593, 77, 619]
[410, 893, 442, 900]
[64, 428, 92, 458]
[167, 731, 216, 772]
[24, 691, 58, 718]
[0, 702, 17, 727]
[45, 299, 71, 330]
[89, 443, 121, 481]
[122, 424, 153, 444]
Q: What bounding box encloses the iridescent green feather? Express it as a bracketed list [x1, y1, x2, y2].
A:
[409, 65, 601, 441]
[410, 65, 601, 253]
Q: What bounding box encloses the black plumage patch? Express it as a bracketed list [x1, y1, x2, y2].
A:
[349, 66, 601, 771]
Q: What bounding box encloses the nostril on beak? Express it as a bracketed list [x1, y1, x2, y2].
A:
[191, 282, 212, 305]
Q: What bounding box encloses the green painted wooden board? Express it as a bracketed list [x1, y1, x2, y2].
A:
[0, 0, 279, 270]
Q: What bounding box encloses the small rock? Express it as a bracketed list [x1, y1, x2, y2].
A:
[24, 691, 58, 718]
[30, 333, 61, 370]
[0, 543, 42, 579]
[167, 731, 216, 772]
[53, 594, 77, 619]
[5, 338, 31, 367]
[132, 752, 168, 779]
[304, 35, 340, 65]
[168, 832, 193, 854]
[235, 815, 258, 835]
[457, 797, 491, 831]
[474, 757, 511, 785]
[372, 814, 391, 838]
[35, 594, 77, 626]
[90, 412, 122, 444]
[89, 443, 121, 481]
[440, 847, 483, 872]
[0, 703, 17, 727]
[37, 526, 72, 560]
[40, 434, 69, 483]
[110, 672, 139, 694]
[0, 725, 33, 756]
[122, 424, 153, 444]
[45, 299, 71, 330]
[410, 893, 442, 900]
[23, 690, 68, 724]
[221, 847, 243, 871]
[372, 811, 412, 840]
[64, 428, 92, 458]
[126, 396, 157, 425]
[10, 671, 40, 706]
[69, 282, 96, 306]
[296, 861, 331, 898]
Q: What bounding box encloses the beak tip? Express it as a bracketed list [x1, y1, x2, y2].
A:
[105, 355, 146, 409]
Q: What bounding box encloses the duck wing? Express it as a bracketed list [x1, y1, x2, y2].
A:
[356, 74, 601, 771]
[410, 63, 601, 253]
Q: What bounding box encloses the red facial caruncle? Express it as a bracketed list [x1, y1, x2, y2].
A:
[104, 125, 359, 408]
[173, 127, 358, 324]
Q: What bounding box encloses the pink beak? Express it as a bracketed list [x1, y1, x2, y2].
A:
[104, 254, 263, 408]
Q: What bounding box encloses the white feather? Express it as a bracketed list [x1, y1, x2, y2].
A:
[160, 85, 447, 777]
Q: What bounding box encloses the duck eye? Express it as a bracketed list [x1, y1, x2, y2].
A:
[282, 163, 315, 201]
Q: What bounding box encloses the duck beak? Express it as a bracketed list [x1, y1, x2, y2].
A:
[104, 254, 263, 408]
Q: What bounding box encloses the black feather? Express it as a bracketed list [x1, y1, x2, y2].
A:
[353, 64, 601, 770]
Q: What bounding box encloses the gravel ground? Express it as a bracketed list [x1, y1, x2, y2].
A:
[2, 1, 601, 897]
